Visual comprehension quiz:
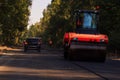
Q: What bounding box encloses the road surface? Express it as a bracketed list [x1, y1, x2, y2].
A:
[0, 48, 120, 80]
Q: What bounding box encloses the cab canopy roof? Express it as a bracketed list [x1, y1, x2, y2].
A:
[74, 10, 99, 14]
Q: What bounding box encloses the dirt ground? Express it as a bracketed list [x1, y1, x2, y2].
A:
[0, 46, 21, 54]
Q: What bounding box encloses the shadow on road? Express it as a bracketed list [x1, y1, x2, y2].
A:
[0, 47, 120, 80]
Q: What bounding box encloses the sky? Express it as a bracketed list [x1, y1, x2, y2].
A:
[28, 0, 52, 26]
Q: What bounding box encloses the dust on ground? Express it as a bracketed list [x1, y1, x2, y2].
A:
[0, 46, 22, 54]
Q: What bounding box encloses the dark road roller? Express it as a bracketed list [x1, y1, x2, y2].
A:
[63, 9, 108, 62]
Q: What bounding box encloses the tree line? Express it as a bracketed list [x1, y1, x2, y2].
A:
[1, 0, 120, 51]
[0, 0, 32, 46]
[29, 0, 120, 50]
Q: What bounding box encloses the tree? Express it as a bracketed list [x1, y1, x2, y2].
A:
[0, 0, 32, 45]
[95, 0, 120, 49]
[28, 22, 44, 38]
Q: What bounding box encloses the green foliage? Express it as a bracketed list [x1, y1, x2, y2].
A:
[96, 0, 120, 49]
[0, 0, 32, 45]
[109, 30, 120, 50]
[27, 22, 44, 38]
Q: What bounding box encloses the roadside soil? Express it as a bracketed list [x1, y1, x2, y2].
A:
[0, 46, 21, 55]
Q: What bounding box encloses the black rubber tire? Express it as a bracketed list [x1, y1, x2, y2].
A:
[97, 52, 106, 62]
[67, 54, 72, 61]
[64, 45, 71, 60]
[24, 48, 27, 52]
[37, 46, 41, 52]
[64, 48, 68, 59]
[67, 49, 74, 61]
[38, 49, 41, 52]
[64, 47, 74, 60]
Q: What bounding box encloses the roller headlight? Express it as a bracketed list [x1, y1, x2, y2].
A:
[73, 38, 78, 41]
[100, 39, 105, 42]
